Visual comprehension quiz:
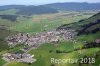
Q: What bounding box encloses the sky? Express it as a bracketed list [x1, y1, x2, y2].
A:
[0, 0, 100, 6]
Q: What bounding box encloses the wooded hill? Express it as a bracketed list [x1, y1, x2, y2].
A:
[57, 12, 100, 35]
[0, 2, 100, 15]
[44, 2, 100, 11]
[0, 5, 58, 15]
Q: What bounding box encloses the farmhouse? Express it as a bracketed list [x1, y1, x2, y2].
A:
[95, 39, 100, 43]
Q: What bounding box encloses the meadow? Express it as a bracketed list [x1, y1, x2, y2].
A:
[6, 42, 100, 66]
[10, 12, 94, 33]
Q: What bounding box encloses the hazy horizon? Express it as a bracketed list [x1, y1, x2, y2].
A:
[0, 0, 100, 6]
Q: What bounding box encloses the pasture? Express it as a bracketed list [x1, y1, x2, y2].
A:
[6, 42, 100, 66]
[10, 12, 94, 33]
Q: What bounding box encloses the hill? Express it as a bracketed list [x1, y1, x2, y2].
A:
[44, 2, 100, 11]
[0, 2, 100, 15]
[0, 5, 58, 15]
[57, 12, 100, 35]
[76, 12, 100, 35]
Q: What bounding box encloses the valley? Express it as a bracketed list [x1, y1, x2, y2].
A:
[0, 3, 100, 66]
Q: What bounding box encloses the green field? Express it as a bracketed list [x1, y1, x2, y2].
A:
[10, 12, 93, 33]
[6, 43, 100, 66]
[0, 10, 100, 66]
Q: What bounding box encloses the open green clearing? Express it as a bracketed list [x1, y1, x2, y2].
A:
[10, 12, 94, 33]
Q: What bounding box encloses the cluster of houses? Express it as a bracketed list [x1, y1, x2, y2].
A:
[6, 29, 76, 48]
[2, 53, 36, 63]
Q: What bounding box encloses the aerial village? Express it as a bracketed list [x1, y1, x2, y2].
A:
[3, 29, 77, 64]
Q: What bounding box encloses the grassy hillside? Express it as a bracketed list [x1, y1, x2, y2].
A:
[0, 9, 17, 15]
[57, 12, 100, 35]
[6, 42, 100, 66]
[78, 12, 100, 35]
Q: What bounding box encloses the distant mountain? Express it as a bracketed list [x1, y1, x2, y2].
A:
[0, 2, 100, 15]
[57, 12, 100, 35]
[0, 5, 26, 10]
[0, 5, 58, 15]
[44, 2, 100, 11]
[16, 6, 58, 15]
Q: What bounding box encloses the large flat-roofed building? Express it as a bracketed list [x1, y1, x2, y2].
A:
[3, 53, 36, 63]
